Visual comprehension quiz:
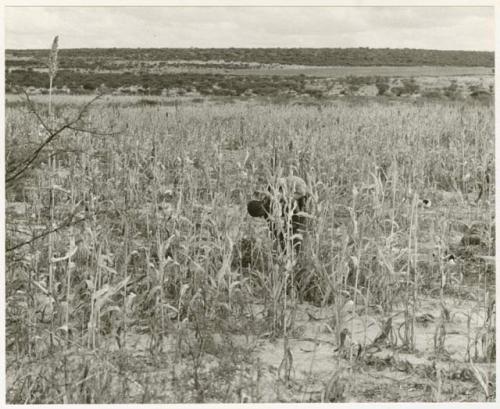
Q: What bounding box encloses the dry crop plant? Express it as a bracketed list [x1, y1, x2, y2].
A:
[5, 41, 495, 403]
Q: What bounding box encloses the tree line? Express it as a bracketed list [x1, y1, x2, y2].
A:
[7, 47, 494, 68]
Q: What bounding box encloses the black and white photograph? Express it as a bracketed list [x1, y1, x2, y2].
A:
[2, 0, 496, 404]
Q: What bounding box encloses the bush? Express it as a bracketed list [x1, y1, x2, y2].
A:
[422, 90, 443, 99]
[375, 82, 390, 96]
[401, 78, 419, 94]
[391, 86, 404, 96]
[82, 81, 97, 91]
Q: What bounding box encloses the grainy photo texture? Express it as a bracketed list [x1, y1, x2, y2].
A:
[3, 5, 496, 404]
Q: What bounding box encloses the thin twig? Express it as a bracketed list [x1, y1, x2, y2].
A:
[6, 90, 102, 184]
[6, 208, 107, 253]
[67, 125, 123, 136]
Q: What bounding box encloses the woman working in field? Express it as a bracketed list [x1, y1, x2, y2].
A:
[247, 175, 310, 254]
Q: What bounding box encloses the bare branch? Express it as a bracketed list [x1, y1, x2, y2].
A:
[5, 208, 107, 253]
[6, 91, 103, 185]
[67, 125, 123, 137]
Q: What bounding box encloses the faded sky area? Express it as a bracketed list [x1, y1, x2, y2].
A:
[4, 6, 495, 51]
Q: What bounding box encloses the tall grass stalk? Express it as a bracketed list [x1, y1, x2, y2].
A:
[48, 35, 59, 122]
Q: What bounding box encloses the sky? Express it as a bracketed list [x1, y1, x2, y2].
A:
[4, 6, 495, 51]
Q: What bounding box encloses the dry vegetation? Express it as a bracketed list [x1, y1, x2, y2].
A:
[6, 46, 493, 98]
[5, 91, 495, 403]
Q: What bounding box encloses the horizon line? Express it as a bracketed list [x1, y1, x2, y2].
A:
[6, 46, 495, 52]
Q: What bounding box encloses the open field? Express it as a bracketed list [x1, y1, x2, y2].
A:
[5, 95, 495, 403]
[8, 64, 493, 78]
[181, 66, 494, 77]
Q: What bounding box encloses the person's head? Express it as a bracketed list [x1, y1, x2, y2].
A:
[247, 199, 269, 218]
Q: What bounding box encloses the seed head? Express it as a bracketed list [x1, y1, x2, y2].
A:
[48, 35, 59, 79]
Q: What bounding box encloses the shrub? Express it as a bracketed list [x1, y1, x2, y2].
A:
[391, 86, 404, 96]
[375, 82, 390, 96]
[422, 90, 443, 99]
[401, 78, 419, 94]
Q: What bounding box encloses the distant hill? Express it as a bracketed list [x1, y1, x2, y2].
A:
[6, 47, 494, 68]
[5, 47, 494, 98]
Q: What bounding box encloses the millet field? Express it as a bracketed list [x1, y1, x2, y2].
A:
[4, 94, 496, 403]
